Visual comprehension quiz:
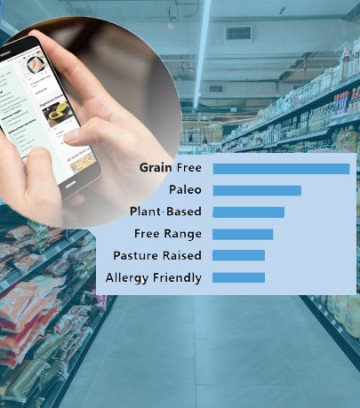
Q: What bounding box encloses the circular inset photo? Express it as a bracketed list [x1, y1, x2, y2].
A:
[0, 17, 181, 228]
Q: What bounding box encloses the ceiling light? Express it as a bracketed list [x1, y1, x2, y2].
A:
[167, 21, 176, 30]
[193, 0, 212, 109]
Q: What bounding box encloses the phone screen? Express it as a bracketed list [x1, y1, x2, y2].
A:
[0, 43, 97, 185]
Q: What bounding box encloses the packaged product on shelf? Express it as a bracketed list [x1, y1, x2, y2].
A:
[333, 91, 352, 116]
[341, 47, 351, 81]
[0, 364, 23, 400]
[5, 226, 35, 240]
[334, 126, 358, 152]
[79, 233, 95, 247]
[26, 221, 48, 234]
[320, 295, 328, 306]
[0, 305, 59, 368]
[3, 360, 50, 404]
[68, 240, 95, 263]
[30, 334, 65, 362]
[333, 295, 349, 324]
[0, 244, 19, 260]
[68, 305, 92, 317]
[28, 275, 66, 299]
[46, 228, 65, 245]
[15, 236, 39, 250]
[54, 313, 82, 336]
[59, 331, 78, 354]
[0, 282, 38, 324]
[28, 227, 65, 255]
[81, 284, 108, 312]
[344, 296, 360, 338]
[61, 326, 93, 366]
[12, 248, 30, 262]
[69, 242, 96, 280]
[0, 265, 14, 283]
[91, 283, 108, 311]
[0, 276, 64, 333]
[14, 254, 43, 274]
[0, 316, 40, 354]
[350, 36, 360, 77]
[61, 248, 78, 262]
[327, 295, 335, 314]
[45, 259, 71, 278]
[37, 360, 67, 394]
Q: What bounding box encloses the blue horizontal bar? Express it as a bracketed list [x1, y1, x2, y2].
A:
[213, 229, 273, 240]
[213, 185, 301, 196]
[213, 207, 284, 218]
[213, 273, 265, 283]
[213, 250, 265, 261]
[213, 163, 350, 175]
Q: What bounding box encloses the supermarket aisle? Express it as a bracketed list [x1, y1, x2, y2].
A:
[59, 296, 360, 408]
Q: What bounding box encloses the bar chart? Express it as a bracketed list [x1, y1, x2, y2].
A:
[96, 153, 356, 295]
[211, 159, 355, 288]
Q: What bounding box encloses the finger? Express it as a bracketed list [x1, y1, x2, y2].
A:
[64, 117, 152, 161]
[25, 147, 60, 201]
[29, 30, 107, 101]
[66, 193, 86, 206]
[0, 131, 26, 202]
[64, 117, 122, 147]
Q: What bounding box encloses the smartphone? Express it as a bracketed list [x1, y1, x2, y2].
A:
[0, 35, 101, 200]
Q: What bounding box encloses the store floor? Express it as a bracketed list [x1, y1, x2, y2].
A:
[60, 296, 360, 408]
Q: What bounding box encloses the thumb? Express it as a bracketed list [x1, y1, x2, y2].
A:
[25, 147, 62, 219]
[64, 118, 119, 147]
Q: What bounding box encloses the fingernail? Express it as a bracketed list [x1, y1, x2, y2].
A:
[64, 129, 79, 144]
[29, 147, 47, 157]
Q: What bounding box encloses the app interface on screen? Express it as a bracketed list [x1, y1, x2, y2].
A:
[0, 45, 96, 184]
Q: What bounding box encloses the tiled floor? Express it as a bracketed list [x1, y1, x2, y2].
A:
[59, 296, 360, 408]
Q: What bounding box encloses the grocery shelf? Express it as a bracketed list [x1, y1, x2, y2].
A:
[224, 72, 360, 142]
[234, 144, 264, 152]
[233, 129, 329, 152]
[0, 266, 96, 382]
[263, 142, 279, 148]
[330, 113, 360, 127]
[57, 268, 96, 317]
[277, 129, 329, 145]
[301, 296, 360, 371]
[0, 230, 88, 294]
[41, 297, 116, 408]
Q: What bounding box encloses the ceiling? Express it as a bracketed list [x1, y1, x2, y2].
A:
[2, 0, 360, 121]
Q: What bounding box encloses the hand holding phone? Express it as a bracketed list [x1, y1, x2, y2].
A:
[0, 35, 101, 201]
[0, 136, 62, 226]
[0, 30, 172, 227]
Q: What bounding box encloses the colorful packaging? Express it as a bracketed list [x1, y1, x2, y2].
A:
[0, 244, 19, 260]
[31, 334, 64, 361]
[0, 282, 37, 324]
[61, 248, 78, 262]
[45, 259, 71, 277]
[14, 254, 43, 274]
[6, 226, 34, 240]
[344, 296, 360, 338]
[4, 360, 50, 403]
[334, 296, 348, 324]
[327, 295, 335, 314]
